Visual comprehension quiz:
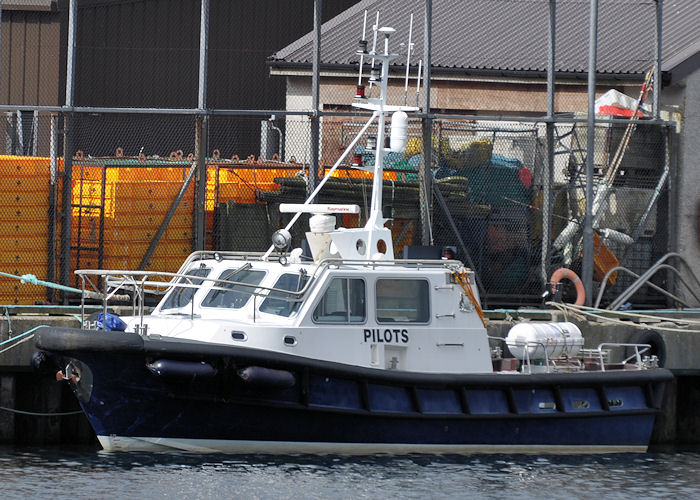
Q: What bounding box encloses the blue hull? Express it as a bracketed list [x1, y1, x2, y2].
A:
[36, 328, 672, 453]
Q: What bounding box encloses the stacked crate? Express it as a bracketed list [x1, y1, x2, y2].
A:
[0, 156, 51, 304]
[95, 166, 192, 273]
[102, 178, 194, 272]
[207, 164, 288, 210]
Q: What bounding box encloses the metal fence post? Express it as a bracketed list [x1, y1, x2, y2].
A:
[419, 0, 433, 245]
[47, 113, 59, 302]
[654, 0, 663, 121]
[308, 0, 322, 196]
[60, 0, 78, 301]
[195, 115, 208, 250]
[542, 0, 556, 291]
[583, 0, 599, 306]
[195, 0, 210, 251]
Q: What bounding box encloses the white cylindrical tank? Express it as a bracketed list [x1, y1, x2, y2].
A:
[505, 322, 583, 361]
[389, 111, 408, 152]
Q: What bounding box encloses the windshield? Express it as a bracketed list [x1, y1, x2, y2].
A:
[159, 266, 211, 310]
[201, 268, 266, 309]
[259, 272, 309, 317]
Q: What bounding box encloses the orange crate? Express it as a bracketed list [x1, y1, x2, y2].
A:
[0, 207, 49, 220]
[0, 220, 50, 238]
[106, 213, 193, 230]
[113, 198, 194, 215]
[115, 167, 189, 183]
[103, 239, 192, 259]
[0, 291, 47, 305]
[592, 232, 619, 285]
[0, 155, 51, 177]
[0, 264, 49, 278]
[127, 181, 194, 200]
[0, 250, 48, 266]
[0, 190, 51, 206]
[0, 279, 50, 295]
[103, 255, 184, 273]
[105, 225, 193, 242]
[0, 177, 51, 193]
[5, 237, 49, 252]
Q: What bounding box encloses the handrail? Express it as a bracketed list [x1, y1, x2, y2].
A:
[76, 256, 468, 305]
[75, 253, 474, 332]
[605, 253, 700, 310]
[596, 342, 651, 371]
[593, 264, 694, 309]
[487, 336, 654, 373]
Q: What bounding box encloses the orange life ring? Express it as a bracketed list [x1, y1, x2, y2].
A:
[550, 268, 585, 306]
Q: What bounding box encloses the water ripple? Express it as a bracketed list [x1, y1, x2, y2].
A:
[1, 447, 699, 499]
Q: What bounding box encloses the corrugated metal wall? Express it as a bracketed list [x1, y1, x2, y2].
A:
[0, 8, 62, 105]
[73, 0, 359, 109]
[72, 0, 358, 156]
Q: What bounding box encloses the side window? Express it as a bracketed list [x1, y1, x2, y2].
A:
[313, 278, 366, 323]
[160, 267, 211, 310]
[376, 279, 429, 323]
[259, 272, 309, 317]
[201, 269, 266, 309]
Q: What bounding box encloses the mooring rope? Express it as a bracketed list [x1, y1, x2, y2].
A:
[547, 301, 700, 333]
[0, 334, 34, 355]
[0, 325, 47, 348]
[0, 405, 83, 417]
[0, 270, 84, 295]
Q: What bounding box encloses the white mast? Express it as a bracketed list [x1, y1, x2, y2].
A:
[263, 20, 418, 262]
[352, 26, 417, 259]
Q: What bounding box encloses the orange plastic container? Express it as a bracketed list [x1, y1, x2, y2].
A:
[592, 232, 619, 285]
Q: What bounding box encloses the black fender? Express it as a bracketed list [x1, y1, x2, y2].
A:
[626, 329, 666, 367]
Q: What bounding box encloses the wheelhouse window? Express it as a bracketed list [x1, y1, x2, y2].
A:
[376, 278, 430, 323]
[259, 272, 309, 317]
[160, 266, 211, 310]
[313, 278, 366, 323]
[201, 267, 266, 309]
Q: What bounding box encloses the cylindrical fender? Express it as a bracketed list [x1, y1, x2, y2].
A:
[550, 267, 585, 306]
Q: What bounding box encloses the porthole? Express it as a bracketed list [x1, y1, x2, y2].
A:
[572, 400, 590, 409]
[231, 331, 247, 341]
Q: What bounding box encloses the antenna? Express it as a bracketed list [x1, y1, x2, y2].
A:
[368, 11, 380, 96]
[415, 59, 422, 107]
[356, 10, 368, 98]
[403, 14, 414, 106]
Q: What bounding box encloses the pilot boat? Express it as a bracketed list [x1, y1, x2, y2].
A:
[34, 24, 672, 454]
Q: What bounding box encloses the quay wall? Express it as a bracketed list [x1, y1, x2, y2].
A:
[0, 311, 698, 446]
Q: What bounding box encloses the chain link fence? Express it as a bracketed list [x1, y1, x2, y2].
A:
[0, 0, 676, 308]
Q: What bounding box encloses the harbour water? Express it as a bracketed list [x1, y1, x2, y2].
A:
[1, 446, 699, 499]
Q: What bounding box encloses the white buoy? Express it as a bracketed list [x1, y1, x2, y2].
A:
[389, 110, 408, 152]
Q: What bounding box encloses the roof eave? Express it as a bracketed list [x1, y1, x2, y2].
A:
[268, 60, 649, 84]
